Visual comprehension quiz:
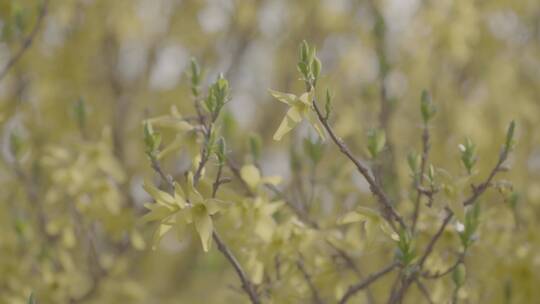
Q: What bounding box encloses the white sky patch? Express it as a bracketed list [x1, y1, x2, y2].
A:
[198, 0, 232, 33]
[118, 39, 148, 83]
[149, 44, 188, 90]
[258, 0, 287, 38]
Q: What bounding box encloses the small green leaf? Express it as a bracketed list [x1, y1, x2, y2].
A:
[27, 292, 36, 304]
[215, 137, 226, 165]
[505, 120, 516, 152]
[324, 89, 332, 119]
[312, 57, 321, 85]
[73, 97, 86, 130]
[459, 138, 477, 175]
[367, 129, 386, 158]
[420, 90, 437, 123]
[248, 133, 262, 161]
[452, 264, 466, 287]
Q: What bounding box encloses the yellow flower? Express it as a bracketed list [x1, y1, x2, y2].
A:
[142, 173, 225, 252]
[269, 90, 325, 141]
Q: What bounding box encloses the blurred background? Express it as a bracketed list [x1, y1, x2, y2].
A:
[1, 0, 540, 303]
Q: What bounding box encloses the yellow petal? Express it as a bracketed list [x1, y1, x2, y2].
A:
[204, 198, 225, 215]
[269, 89, 297, 105]
[298, 92, 312, 106]
[246, 252, 264, 284]
[261, 176, 282, 186]
[143, 180, 176, 207]
[241, 164, 261, 190]
[130, 230, 146, 250]
[151, 223, 172, 250]
[194, 208, 213, 252]
[142, 203, 175, 222]
[273, 106, 302, 141]
[337, 211, 367, 225]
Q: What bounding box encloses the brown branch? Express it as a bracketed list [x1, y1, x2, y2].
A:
[415, 278, 434, 304]
[422, 253, 464, 280]
[149, 157, 260, 304]
[412, 124, 430, 231]
[312, 97, 406, 230]
[213, 231, 260, 304]
[297, 259, 324, 304]
[391, 145, 511, 302]
[338, 262, 398, 304]
[0, 0, 49, 82]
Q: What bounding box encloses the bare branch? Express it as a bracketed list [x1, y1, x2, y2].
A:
[338, 262, 398, 304]
[312, 97, 406, 230]
[297, 259, 324, 304]
[0, 0, 49, 82]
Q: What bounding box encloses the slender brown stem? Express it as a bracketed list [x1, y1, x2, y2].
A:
[213, 231, 260, 304]
[422, 253, 464, 279]
[412, 124, 430, 231]
[0, 0, 49, 82]
[150, 157, 260, 304]
[415, 278, 434, 304]
[297, 259, 324, 304]
[338, 262, 398, 304]
[312, 97, 406, 230]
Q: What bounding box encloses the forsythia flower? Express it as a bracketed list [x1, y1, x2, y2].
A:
[269, 90, 325, 141]
[144, 105, 194, 160]
[143, 173, 225, 251]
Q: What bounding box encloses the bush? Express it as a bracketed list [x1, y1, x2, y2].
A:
[0, 1, 535, 303]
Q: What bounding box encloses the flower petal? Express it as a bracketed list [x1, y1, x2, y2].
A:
[194, 209, 213, 252]
[273, 106, 302, 141]
[269, 89, 297, 105]
[241, 164, 261, 190]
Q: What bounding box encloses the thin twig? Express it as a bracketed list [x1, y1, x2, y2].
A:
[149, 157, 260, 304]
[297, 259, 324, 304]
[415, 278, 434, 304]
[338, 262, 398, 304]
[312, 96, 406, 230]
[412, 124, 430, 231]
[0, 0, 49, 82]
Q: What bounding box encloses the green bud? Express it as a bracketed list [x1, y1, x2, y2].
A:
[74, 97, 86, 130]
[189, 58, 203, 97]
[395, 229, 416, 266]
[505, 120, 516, 152]
[27, 292, 36, 304]
[407, 151, 420, 176]
[452, 264, 466, 287]
[420, 90, 437, 123]
[508, 191, 519, 209]
[143, 121, 160, 157]
[9, 131, 23, 160]
[459, 137, 477, 175]
[312, 57, 321, 85]
[459, 203, 480, 249]
[367, 129, 386, 159]
[215, 137, 226, 165]
[324, 89, 332, 119]
[300, 40, 309, 63]
[248, 133, 262, 161]
[303, 138, 324, 165]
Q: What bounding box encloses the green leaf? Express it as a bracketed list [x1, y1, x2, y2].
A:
[367, 129, 386, 158]
[240, 164, 261, 190]
[452, 264, 466, 287]
[505, 120, 516, 151]
[420, 90, 436, 123]
[27, 292, 36, 304]
[248, 133, 262, 161]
